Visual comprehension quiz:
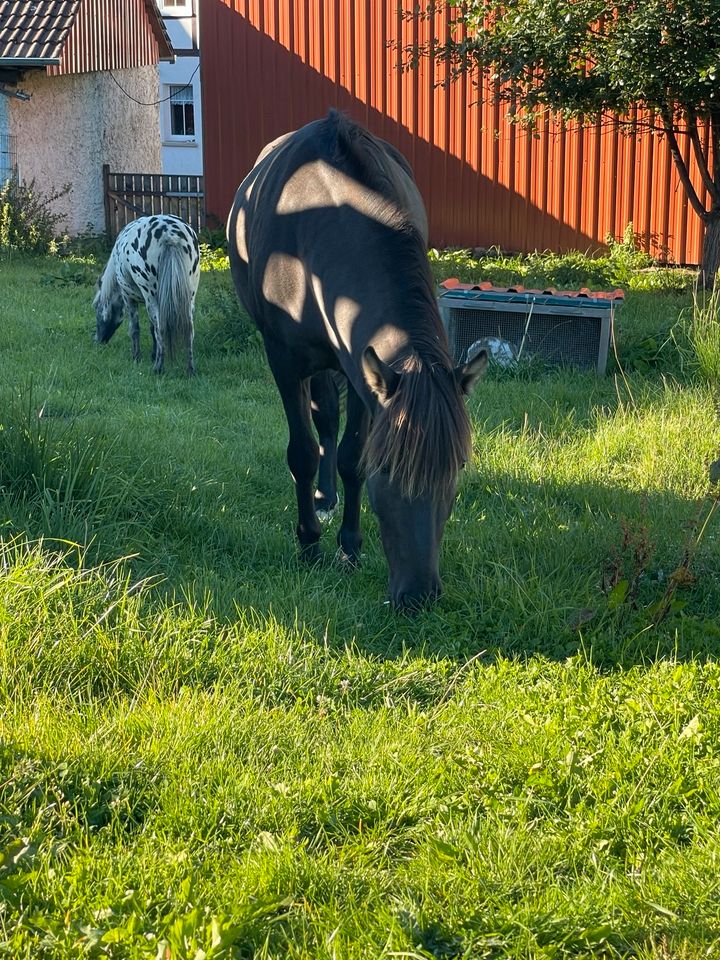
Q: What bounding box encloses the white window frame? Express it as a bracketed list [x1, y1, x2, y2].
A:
[158, 0, 192, 17]
[163, 83, 197, 143]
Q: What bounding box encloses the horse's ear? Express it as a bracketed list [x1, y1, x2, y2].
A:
[454, 349, 488, 395]
[362, 346, 400, 405]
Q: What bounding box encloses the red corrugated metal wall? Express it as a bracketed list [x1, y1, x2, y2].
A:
[48, 0, 162, 76]
[200, 0, 710, 265]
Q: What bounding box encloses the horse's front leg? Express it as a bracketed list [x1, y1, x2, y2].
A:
[127, 300, 141, 362]
[269, 358, 322, 563]
[337, 383, 370, 564]
[310, 371, 340, 521]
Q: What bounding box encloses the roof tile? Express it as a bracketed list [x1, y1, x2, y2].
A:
[439, 278, 625, 302]
[0, 0, 80, 63]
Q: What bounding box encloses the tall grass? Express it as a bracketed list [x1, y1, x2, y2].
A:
[1, 247, 720, 958]
[681, 288, 720, 386]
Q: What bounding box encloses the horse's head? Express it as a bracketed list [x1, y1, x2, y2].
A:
[93, 277, 125, 343]
[362, 346, 487, 612]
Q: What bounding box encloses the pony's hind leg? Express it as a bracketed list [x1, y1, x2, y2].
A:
[127, 301, 141, 362]
[310, 371, 340, 521]
[187, 321, 195, 376]
[187, 290, 197, 376]
[336, 383, 371, 565]
[148, 305, 164, 373]
[150, 323, 158, 363]
[268, 354, 323, 563]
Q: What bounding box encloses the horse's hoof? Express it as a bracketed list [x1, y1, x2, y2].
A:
[300, 542, 322, 565]
[316, 505, 337, 524]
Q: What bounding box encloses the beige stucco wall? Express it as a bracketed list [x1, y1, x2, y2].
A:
[8, 67, 162, 236]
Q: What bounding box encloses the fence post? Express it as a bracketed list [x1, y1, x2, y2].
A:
[102, 163, 112, 242]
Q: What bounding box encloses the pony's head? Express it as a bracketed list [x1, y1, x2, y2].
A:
[93, 276, 125, 343]
[362, 346, 488, 612]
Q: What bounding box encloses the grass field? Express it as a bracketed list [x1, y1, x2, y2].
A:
[1, 239, 720, 958]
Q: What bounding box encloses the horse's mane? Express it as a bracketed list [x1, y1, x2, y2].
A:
[329, 109, 426, 238]
[326, 112, 472, 497]
[361, 354, 471, 499]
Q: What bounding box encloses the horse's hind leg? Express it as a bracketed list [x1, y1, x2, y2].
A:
[148, 305, 164, 374]
[187, 292, 197, 376]
[336, 383, 370, 565]
[310, 371, 339, 521]
[127, 301, 141, 362]
[150, 323, 158, 364]
[269, 356, 322, 562]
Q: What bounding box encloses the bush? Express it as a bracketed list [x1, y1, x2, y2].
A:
[428, 225, 696, 294]
[0, 178, 70, 254]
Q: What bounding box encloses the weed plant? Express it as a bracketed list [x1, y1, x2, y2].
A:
[0, 178, 71, 255]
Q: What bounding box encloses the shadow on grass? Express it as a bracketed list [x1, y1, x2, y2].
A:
[0, 282, 717, 671]
[3, 440, 717, 672]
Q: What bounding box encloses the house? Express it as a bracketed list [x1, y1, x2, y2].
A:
[0, 0, 174, 235]
[156, 0, 202, 176]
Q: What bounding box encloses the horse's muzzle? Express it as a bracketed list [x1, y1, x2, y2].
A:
[390, 580, 442, 614]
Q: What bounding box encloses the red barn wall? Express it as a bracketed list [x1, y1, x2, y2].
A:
[200, 0, 709, 265]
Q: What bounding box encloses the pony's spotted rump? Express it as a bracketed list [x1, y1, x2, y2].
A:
[94, 215, 200, 374]
[227, 111, 487, 610]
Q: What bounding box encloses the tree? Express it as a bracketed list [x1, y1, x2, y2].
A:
[404, 0, 720, 285]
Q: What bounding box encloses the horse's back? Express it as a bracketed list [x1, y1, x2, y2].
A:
[114, 215, 200, 305]
[227, 112, 428, 345]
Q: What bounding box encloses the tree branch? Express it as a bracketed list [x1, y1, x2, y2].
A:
[660, 109, 709, 221]
[687, 107, 720, 205]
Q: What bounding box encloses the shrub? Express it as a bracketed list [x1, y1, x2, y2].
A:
[0, 178, 70, 254]
[605, 222, 653, 285]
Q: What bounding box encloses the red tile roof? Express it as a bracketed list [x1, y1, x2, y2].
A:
[0, 0, 172, 66]
[0, 0, 79, 63]
[439, 278, 625, 302]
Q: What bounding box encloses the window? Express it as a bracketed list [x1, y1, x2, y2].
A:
[160, 0, 192, 13]
[168, 85, 195, 138]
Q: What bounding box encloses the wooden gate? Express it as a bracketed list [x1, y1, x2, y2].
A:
[103, 164, 205, 240]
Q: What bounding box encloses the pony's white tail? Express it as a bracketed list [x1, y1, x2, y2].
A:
[156, 236, 194, 362]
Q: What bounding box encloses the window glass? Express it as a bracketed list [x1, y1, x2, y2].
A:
[169, 85, 195, 137]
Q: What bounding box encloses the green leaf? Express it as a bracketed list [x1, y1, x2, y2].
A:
[607, 580, 629, 608]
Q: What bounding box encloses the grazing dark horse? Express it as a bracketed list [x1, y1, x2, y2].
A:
[227, 112, 486, 610]
[94, 214, 200, 374]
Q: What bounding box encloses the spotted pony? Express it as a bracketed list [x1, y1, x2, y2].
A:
[94, 214, 200, 374]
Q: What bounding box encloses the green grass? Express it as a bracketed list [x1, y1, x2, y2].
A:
[1, 244, 720, 958]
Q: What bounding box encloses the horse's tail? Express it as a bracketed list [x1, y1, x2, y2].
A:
[156, 235, 195, 362]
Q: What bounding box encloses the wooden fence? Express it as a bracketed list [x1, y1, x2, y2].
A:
[103, 165, 205, 240]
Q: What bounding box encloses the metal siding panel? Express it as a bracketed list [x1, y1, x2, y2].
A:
[654, 127, 673, 260]
[201, 0, 707, 264]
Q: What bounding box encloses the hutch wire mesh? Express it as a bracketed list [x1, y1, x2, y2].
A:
[437, 284, 623, 375]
